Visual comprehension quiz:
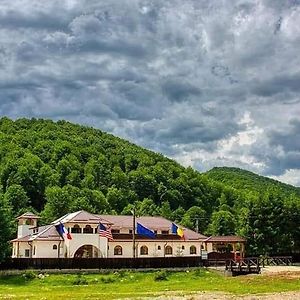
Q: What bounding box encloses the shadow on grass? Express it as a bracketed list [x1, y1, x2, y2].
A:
[0, 270, 40, 286]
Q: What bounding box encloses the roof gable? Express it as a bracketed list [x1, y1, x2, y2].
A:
[52, 210, 111, 225]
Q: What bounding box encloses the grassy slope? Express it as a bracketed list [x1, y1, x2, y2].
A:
[0, 269, 299, 299]
[205, 167, 300, 196]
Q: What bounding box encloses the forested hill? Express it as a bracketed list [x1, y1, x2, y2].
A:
[0, 117, 299, 261]
[205, 167, 300, 197]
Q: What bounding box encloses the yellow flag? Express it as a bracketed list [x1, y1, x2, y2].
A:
[177, 227, 184, 238]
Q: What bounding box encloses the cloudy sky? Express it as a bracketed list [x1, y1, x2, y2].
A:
[0, 0, 300, 186]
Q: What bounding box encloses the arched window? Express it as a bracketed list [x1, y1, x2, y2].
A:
[53, 244, 57, 250]
[114, 245, 122, 255]
[140, 245, 148, 255]
[165, 245, 172, 255]
[71, 224, 82, 233]
[83, 225, 93, 234]
[190, 245, 197, 254]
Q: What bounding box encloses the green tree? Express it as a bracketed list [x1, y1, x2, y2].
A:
[0, 193, 13, 262]
[181, 206, 207, 232]
[4, 184, 30, 215]
[207, 210, 236, 236]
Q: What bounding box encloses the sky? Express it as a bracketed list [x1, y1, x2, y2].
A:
[0, 0, 300, 186]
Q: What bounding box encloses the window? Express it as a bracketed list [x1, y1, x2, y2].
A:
[140, 245, 148, 255]
[71, 224, 82, 234]
[157, 245, 161, 250]
[165, 245, 172, 255]
[114, 245, 123, 255]
[111, 229, 120, 234]
[53, 245, 58, 250]
[161, 230, 169, 235]
[83, 225, 93, 234]
[33, 246, 36, 255]
[25, 249, 30, 257]
[154, 230, 158, 234]
[190, 245, 197, 255]
[182, 245, 185, 250]
[129, 229, 133, 234]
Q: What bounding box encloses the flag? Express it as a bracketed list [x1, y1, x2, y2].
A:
[171, 223, 184, 238]
[55, 222, 72, 240]
[98, 223, 114, 241]
[136, 222, 156, 239]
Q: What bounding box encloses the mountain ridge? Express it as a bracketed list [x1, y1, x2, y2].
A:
[205, 166, 300, 196]
[0, 117, 299, 259]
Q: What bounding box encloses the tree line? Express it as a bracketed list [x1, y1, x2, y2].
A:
[0, 117, 299, 261]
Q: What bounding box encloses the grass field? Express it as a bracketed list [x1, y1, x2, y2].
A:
[0, 268, 299, 299]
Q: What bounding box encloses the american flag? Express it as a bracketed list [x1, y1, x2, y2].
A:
[98, 222, 114, 241]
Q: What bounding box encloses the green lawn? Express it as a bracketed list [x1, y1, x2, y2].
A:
[0, 269, 299, 299]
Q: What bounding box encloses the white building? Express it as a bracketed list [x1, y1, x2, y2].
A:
[11, 211, 209, 259]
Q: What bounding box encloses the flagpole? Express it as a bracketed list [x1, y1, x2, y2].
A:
[98, 223, 101, 258]
[132, 205, 136, 258]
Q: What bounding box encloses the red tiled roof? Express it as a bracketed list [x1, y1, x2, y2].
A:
[112, 233, 184, 241]
[52, 211, 111, 225]
[11, 211, 208, 243]
[11, 225, 62, 242]
[10, 235, 31, 242]
[204, 236, 246, 243]
[99, 214, 208, 240]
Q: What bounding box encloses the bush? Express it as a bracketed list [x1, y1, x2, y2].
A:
[100, 276, 116, 284]
[154, 270, 168, 281]
[22, 270, 37, 280]
[193, 268, 203, 277]
[114, 270, 127, 278]
[73, 274, 88, 285]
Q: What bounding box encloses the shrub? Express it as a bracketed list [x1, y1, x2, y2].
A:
[154, 270, 168, 281]
[73, 274, 88, 285]
[22, 270, 37, 280]
[193, 268, 203, 277]
[114, 270, 127, 278]
[100, 276, 116, 284]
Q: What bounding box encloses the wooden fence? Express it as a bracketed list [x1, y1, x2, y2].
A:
[0, 256, 203, 270]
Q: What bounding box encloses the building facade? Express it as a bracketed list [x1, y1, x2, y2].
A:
[11, 211, 208, 259]
[11, 210, 245, 259]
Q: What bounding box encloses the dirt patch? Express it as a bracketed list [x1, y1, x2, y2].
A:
[261, 266, 300, 275]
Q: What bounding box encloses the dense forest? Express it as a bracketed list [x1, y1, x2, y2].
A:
[0, 117, 299, 261]
[206, 167, 300, 197]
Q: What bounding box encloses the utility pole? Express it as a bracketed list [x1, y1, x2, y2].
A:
[195, 218, 199, 233]
[132, 205, 136, 258]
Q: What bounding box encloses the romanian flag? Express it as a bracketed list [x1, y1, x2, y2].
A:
[171, 223, 184, 238]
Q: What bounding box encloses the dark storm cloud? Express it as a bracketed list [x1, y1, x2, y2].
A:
[0, 0, 300, 185]
[269, 119, 300, 152]
[162, 79, 202, 102]
[0, 11, 69, 31]
[251, 73, 300, 97]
